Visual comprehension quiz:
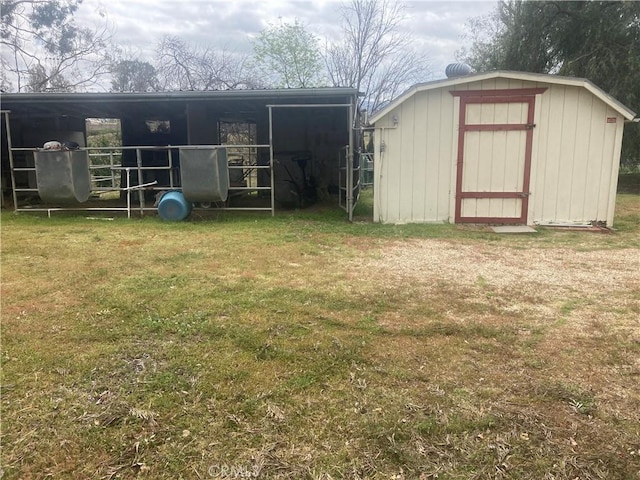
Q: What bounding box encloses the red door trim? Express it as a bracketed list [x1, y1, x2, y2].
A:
[454, 94, 539, 224]
[460, 95, 540, 104]
[450, 88, 547, 97]
[462, 124, 531, 132]
[460, 192, 527, 199]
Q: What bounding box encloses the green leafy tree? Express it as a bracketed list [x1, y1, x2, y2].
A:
[458, 0, 640, 170]
[253, 19, 323, 88]
[0, 0, 114, 92]
[110, 59, 159, 92]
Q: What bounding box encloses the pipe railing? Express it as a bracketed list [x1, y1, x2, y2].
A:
[7, 144, 274, 216]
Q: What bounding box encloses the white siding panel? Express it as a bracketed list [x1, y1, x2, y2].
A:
[462, 131, 481, 190]
[464, 100, 529, 125]
[373, 129, 381, 221]
[491, 131, 508, 192]
[425, 90, 444, 220]
[568, 88, 593, 220]
[506, 198, 521, 218]
[507, 102, 528, 124]
[599, 108, 622, 224]
[461, 198, 522, 218]
[411, 92, 428, 221]
[495, 78, 516, 89]
[505, 131, 527, 191]
[442, 91, 457, 222]
[556, 87, 580, 221]
[479, 78, 497, 90]
[494, 103, 509, 123]
[479, 132, 497, 192]
[378, 107, 403, 222]
[475, 131, 493, 218]
[532, 84, 558, 222]
[376, 87, 459, 223]
[530, 84, 622, 225]
[466, 103, 482, 124]
[586, 100, 609, 220]
[539, 86, 566, 220]
[480, 102, 495, 124]
[527, 85, 545, 223]
[605, 111, 625, 226]
[399, 96, 417, 221]
[515, 79, 538, 90]
[386, 118, 403, 222]
[405, 88, 459, 223]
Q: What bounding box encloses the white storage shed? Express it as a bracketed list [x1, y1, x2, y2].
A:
[369, 71, 637, 226]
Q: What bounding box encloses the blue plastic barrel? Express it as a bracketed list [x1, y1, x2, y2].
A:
[157, 191, 192, 221]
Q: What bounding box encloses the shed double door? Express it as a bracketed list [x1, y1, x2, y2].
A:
[452, 88, 545, 224]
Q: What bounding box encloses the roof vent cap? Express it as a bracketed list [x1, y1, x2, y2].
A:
[445, 63, 473, 78]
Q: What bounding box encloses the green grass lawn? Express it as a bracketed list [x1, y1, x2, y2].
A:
[1, 188, 639, 479]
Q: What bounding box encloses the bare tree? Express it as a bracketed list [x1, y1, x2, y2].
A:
[324, 0, 431, 113]
[155, 35, 263, 91]
[0, 0, 115, 92]
[1, 56, 13, 91]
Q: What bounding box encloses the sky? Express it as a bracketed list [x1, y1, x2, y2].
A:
[77, 0, 499, 80]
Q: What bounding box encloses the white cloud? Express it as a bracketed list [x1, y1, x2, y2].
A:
[78, 0, 497, 76]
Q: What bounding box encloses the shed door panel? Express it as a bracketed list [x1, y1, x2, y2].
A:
[465, 101, 529, 126]
[455, 94, 536, 224]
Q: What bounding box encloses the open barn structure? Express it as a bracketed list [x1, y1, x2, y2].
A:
[1, 88, 362, 219]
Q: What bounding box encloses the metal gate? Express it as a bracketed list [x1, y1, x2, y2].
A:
[452, 88, 546, 224]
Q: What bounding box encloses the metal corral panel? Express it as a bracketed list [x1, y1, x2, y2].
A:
[373, 73, 630, 226]
[34, 150, 91, 203]
[179, 148, 229, 203]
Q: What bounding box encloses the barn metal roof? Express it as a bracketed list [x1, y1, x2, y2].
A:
[0, 87, 359, 119]
[1, 87, 358, 103]
[369, 71, 637, 124]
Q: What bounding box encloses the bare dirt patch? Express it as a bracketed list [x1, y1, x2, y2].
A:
[362, 239, 638, 294]
[358, 239, 640, 330]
